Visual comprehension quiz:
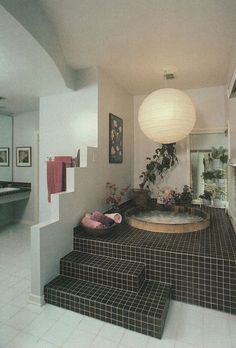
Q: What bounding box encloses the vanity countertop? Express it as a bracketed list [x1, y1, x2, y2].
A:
[0, 182, 31, 204]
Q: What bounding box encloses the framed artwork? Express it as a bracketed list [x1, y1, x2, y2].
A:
[109, 113, 123, 163]
[16, 147, 32, 167]
[0, 147, 9, 166]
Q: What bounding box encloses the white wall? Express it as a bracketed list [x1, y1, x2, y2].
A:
[13, 111, 39, 224]
[228, 98, 236, 161]
[39, 72, 98, 222]
[225, 45, 236, 226]
[133, 86, 226, 195]
[186, 85, 226, 132]
[227, 97, 236, 225]
[31, 68, 134, 303]
[98, 69, 134, 193]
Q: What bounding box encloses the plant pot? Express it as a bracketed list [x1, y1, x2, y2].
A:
[205, 179, 213, 184]
[215, 178, 225, 187]
[202, 199, 211, 206]
[213, 159, 222, 170]
[132, 189, 149, 209]
[213, 198, 222, 208]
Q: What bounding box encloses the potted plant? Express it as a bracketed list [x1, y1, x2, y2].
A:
[211, 146, 226, 170]
[134, 144, 178, 208]
[174, 185, 193, 206]
[219, 148, 228, 165]
[199, 190, 212, 205]
[212, 186, 225, 208]
[106, 182, 129, 212]
[214, 169, 226, 186]
[202, 171, 215, 183]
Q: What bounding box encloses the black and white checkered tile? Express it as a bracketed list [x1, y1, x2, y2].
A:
[60, 251, 146, 292]
[45, 205, 235, 341]
[74, 207, 236, 314]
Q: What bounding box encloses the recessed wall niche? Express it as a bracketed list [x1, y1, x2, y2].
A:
[190, 132, 228, 206]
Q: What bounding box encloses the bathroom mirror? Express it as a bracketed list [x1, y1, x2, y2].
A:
[0, 114, 13, 182]
[190, 132, 228, 207]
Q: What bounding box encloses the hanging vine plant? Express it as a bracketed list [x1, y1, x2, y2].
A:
[139, 143, 178, 190]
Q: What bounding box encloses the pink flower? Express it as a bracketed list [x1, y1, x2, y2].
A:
[162, 187, 175, 205]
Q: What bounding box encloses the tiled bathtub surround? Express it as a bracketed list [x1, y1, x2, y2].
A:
[74, 207, 236, 314]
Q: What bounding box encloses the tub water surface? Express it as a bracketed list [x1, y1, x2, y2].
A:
[125, 206, 210, 233]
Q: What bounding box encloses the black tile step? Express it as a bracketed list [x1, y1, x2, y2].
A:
[60, 251, 145, 292]
[45, 275, 171, 339]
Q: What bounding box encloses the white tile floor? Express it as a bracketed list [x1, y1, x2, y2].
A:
[0, 223, 235, 348]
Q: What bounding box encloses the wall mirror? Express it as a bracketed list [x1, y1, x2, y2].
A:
[0, 114, 13, 182]
[190, 132, 228, 208]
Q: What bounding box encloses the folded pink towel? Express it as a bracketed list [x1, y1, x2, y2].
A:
[105, 213, 122, 224]
[81, 216, 103, 229]
[91, 211, 114, 224]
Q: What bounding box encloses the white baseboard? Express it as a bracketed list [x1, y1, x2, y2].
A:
[29, 293, 45, 306]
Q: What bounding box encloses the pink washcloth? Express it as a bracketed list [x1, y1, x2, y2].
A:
[91, 211, 114, 224]
[81, 216, 103, 229]
[105, 213, 122, 224]
[47, 160, 65, 203]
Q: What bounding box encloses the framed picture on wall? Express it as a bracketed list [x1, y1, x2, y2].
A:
[16, 147, 32, 167]
[109, 113, 123, 163]
[0, 147, 9, 166]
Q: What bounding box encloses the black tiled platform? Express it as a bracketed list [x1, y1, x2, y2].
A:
[74, 207, 236, 314]
[60, 251, 145, 292]
[45, 275, 171, 338]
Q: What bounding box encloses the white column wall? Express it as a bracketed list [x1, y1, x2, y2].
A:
[31, 68, 134, 303]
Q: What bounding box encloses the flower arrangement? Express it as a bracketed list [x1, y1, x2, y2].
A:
[161, 187, 176, 206]
[106, 182, 129, 211]
[158, 185, 193, 206]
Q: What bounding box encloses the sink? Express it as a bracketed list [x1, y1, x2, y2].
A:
[0, 187, 20, 193]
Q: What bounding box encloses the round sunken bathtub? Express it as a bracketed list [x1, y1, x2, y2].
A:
[125, 206, 210, 233]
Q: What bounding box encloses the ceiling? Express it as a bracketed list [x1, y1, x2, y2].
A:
[0, 0, 236, 115]
[0, 5, 68, 115]
[39, 0, 236, 95]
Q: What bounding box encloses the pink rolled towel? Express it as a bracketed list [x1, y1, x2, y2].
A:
[91, 211, 114, 224]
[105, 213, 122, 224]
[81, 216, 103, 229]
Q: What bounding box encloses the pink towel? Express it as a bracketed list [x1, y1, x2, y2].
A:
[105, 213, 122, 224]
[54, 156, 72, 167]
[81, 216, 103, 229]
[91, 211, 114, 224]
[47, 161, 65, 203]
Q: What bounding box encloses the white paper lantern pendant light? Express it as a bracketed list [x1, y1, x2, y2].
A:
[138, 73, 196, 144]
